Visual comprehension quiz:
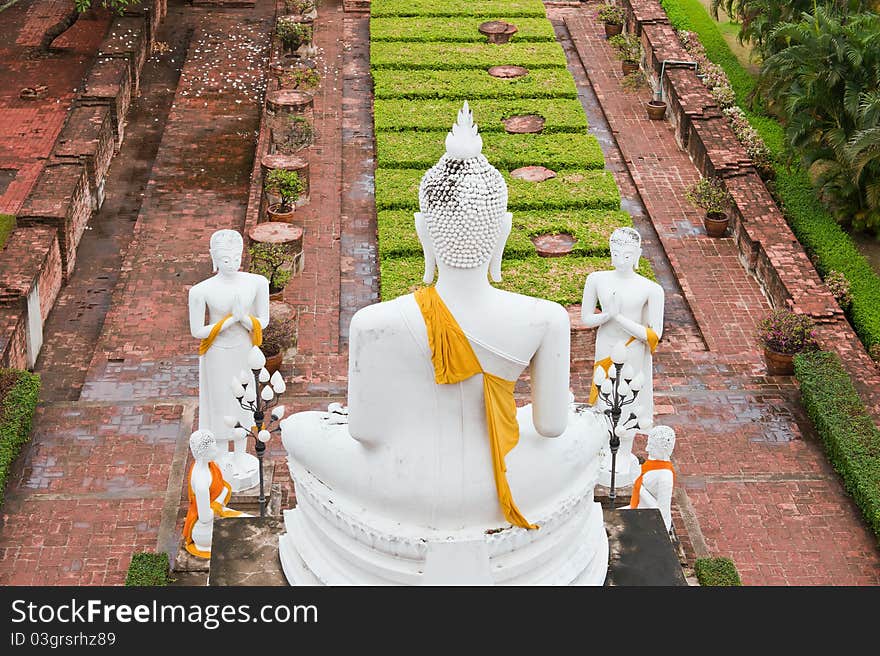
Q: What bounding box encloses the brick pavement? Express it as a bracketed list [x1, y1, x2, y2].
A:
[0, 0, 111, 215]
[557, 4, 880, 584]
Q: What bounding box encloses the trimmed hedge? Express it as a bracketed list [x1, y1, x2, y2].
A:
[0, 369, 40, 509]
[375, 168, 621, 212]
[125, 551, 171, 586]
[378, 208, 634, 259]
[373, 98, 588, 133]
[370, 17, 557, 43]
[794, 350, 880, 541]
[370, 41, 569, 70]
[376, 131, 605, 171]
[371, 0, 547, 18]
[381, 255, 613, 305]
[372, 69, 579, 100]
[659, 0, 880, 352]
[0, 214, 14, 250]
[694, 557, 742, 586]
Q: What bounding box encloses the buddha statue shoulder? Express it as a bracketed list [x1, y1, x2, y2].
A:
[279, 103, 609, 585]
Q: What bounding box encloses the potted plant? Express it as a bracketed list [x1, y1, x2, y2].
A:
[597, 4, 625, 38]
[264, 169, 304, 222]
[249, 241, 297, 301]
[276, 115, 314, 154]
[608, 33, 641, 76]
[276, 15, 314, 54]
[284, 0, 317, 18]
[646, 92, 667, 120]
[756, 308, 816, 375]
[260, 305, 297, 375]
[685, 177, 733, 237]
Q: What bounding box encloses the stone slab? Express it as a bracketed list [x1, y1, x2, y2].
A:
[208, 517, 287, 586]
[604, 508, 687, 586]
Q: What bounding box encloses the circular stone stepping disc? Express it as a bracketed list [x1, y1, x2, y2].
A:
[502, 114, 545, 134]
[488, 65, 529, 79]
[479, 21, 518, 43]
[249, 221, 303, 245]
[531, 233, 577, 257]
[510, 165, 557, 182]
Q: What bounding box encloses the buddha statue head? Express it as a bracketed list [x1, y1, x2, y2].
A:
[646, 425, 676, 461]
[209, 229, 244, 274]
[414, 102, 513, 284]
[190, 429, 220, 462]
[609, 227, 642, 273]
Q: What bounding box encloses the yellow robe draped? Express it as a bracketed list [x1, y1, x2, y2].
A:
[183, 461, 243, 558]
[414, 286, 537, 531]
[629, 459, 676, 509]
[198, 314, 263, 355]
[588, 329, 660, 405]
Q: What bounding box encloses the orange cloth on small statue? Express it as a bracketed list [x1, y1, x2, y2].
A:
[183, 461, 243, 558]
[198, 314, 263, 356]
[414, 286, 538, 531]
[588, 327, 660, 405]
[629, 459, 676, 509]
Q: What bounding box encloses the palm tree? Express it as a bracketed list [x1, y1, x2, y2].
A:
[758, 8, 880, 233]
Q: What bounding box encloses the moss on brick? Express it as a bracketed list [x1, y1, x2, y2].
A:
[125, 551, 171, 586]
[694, 557, 742, 586]
[0, 369, 40, 509]
[0, 215, 15, 250]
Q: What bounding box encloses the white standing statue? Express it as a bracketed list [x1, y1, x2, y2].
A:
[625, 425, 676, 533]
[278, 102, 610, 585]
[189, 229, 270, 491]
[581, 227, 664, 487]
[183, 430, 245, 559]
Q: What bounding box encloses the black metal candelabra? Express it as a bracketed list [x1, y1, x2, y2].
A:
[231, 361, 285, 518]
[597, 359, 641, 505]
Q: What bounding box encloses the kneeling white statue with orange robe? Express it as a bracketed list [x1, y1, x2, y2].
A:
[278, 103, 609, 585]
[625, 425, 677, 533]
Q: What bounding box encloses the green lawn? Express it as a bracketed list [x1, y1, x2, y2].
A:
[0, 215, 14, 249]
[370, 17, 557, 42]
[371, 0, 547, 18]
[372, 68, 579, 100]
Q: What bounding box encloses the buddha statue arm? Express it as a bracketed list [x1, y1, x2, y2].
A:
[530, 303, 572, 437]
[236, 275, 270, 332]
[610, 284, 665, 344]
[345, 310, 383, 445]
[579, 273, 614, 328]
[188, 288, 234, 340]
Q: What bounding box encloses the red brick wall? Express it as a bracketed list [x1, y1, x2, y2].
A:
[17, 163, 92, 281]
[53, 104, 115, 209]
[98, 15, 148, 98]
[80, 58, 132, 149]
[0, 308, 28, 370]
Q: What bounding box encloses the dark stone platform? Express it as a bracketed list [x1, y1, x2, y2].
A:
[208, 508, 689, 586]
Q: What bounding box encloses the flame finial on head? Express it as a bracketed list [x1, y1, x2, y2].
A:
[445, 101, 483, 160]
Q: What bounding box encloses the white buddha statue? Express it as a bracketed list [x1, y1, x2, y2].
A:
[189, 229, 270, 491]
[625, 425, 676, 533]
[183, 430, 245, 559]
[279, 103, 610, 585]
[581, 227, 664, 487]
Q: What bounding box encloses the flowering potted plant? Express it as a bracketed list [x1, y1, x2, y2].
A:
[608, 33, 641, 76]
[264, 169, 304, 222]
[685, 177, 733, 237]
[597, 4, 625, 38]
[756, 308, 816, 375]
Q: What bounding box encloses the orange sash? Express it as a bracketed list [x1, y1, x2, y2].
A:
[588, 328, 659, 405]
[414, 286, 537, 530]
[198, 314, 263, 356]
[630, 459, 676, 509]
[183, 461, 242, 558]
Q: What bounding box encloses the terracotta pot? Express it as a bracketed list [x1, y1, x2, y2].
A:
[763, 346, 795, 376]
[646, 99, 667, 120]
[703, 211, 729, 238]
[264, 350, 284, 376]
[604, 22, 623, 38]
[269, 290, 284, 302]
[267, 202, 296, 223]
[621, 60, 639, 76]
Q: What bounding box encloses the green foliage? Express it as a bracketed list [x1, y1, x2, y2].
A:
[248, 242, 295, 294]
[370, 0, 547, 18]
[370, 17, 557, 42]
[0, 369, 40, 509]
[261, 313, 296, 357]
[684, 177, 732, 213]
[264, 169, 304, 211]
[794, 350, 880, 540]
[370, 41, 568, 71]
[661, 0, 880, 352]
[755, 307, 817, 355]
[694, 557, 742, 585]
[824, 270, 852, 310]
[73, 0, 136, 13]
[376, 131, 605, 171]
[608, 34, 641, 62]
[375, 168, 621, 212]
[377, 209, 634, 259]
[276, 16, 313, 51]
[124, 552, 170, 586]
[373, 98, 588, 133]
[281, 67, 320, 90]
[372, 68, 579, 100]
[597, 4, 626, 24]
[0, 214, 15, 249]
